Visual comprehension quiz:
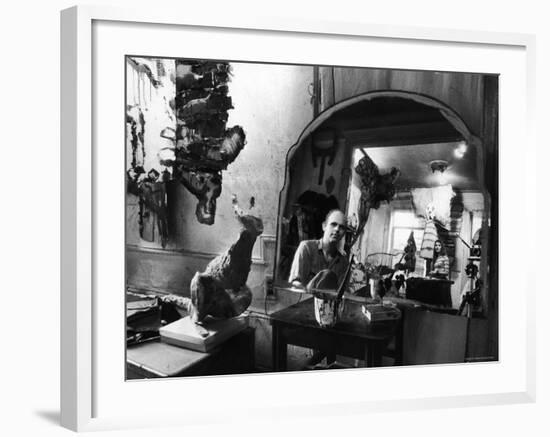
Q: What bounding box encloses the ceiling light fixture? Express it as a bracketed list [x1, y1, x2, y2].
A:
[453, 141, 468, 159]
[430, 160, 449, 185]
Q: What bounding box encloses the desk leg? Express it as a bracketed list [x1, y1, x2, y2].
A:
[393, 316, 404, 366]
[272, 323, 287, 371]
[365, 341, 383, 367]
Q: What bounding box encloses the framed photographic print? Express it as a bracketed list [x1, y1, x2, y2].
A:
[61, 5, 536, 432]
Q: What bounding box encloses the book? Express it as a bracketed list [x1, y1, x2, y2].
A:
[159, 314, 248, 353]
[361, 304, 401, 322]
[126, 295, 161, 332]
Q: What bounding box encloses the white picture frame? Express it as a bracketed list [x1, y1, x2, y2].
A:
[60, 5, 536, 432]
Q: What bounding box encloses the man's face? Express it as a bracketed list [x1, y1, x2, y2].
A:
[322, 211, 347, 245]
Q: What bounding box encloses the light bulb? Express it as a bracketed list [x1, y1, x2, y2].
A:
[454, 142, 467, 159]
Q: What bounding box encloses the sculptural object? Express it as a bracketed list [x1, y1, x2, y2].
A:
[189, 197, 263, 323]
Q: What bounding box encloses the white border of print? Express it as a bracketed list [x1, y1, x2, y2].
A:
[60, 5, 536, 432]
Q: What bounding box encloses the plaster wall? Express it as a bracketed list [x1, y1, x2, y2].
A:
[126, 61, 314, 296]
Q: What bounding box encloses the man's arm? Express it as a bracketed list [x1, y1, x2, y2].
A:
[288, 241, 311, 288]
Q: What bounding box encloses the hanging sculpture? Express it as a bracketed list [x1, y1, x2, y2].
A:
[351, 151, 400, 250]
[126, 57, 247, 248]
[170, 60, 247, 225]
[311, 130, 338, 186]
[410, 185, 457, 264]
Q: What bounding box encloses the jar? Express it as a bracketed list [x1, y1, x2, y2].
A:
[313, 294, 344, 327]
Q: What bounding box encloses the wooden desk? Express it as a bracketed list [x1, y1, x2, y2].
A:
[270, 298, 399, 371]
[126, 327, 255, 379]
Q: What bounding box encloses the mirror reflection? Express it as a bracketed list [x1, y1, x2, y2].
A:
[276, 96, 489, 315]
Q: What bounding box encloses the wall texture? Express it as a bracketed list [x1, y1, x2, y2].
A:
[126, 61, 314, 297]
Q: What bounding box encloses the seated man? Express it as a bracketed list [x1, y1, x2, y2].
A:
[288, 209, 349, 289]
[287, 209, 349, 368]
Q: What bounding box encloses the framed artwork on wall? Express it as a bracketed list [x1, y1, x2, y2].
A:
[61, 5, 536, 432]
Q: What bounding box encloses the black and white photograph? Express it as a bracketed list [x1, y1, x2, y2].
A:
[125, 56, 499, 378]
[3, 0, 547, 434]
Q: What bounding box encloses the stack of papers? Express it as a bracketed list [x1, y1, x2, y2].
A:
[361, 304, 401, 322]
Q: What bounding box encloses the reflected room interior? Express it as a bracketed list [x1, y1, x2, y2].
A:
[276, 97, 490, 310]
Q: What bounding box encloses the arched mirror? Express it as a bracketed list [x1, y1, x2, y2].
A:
[274, 94, 491, 315]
